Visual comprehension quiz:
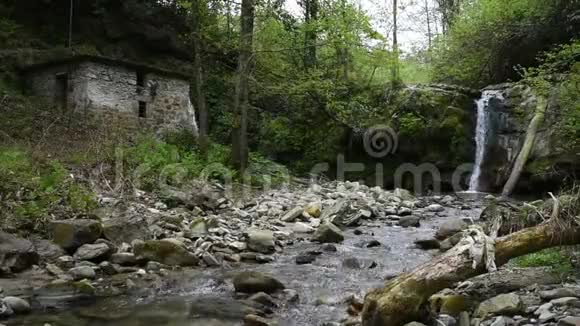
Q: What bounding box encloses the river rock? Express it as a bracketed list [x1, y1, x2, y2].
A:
[426, 204, 445, 212]
[292, 222, 315, 234]
[281, 207, 303, 222]
[540, 287, 580, 300]
[248, 292, 277, 308]
[559, 316, 580, 326]
[319, 200, 350, 225]
[436, 219, 468, 240]
[133, 239, 198, 266]
[31, 238, 65, 262]
[0, 300, 13, 318]
[414, 238, 440, 250]
[202, 252, 220, 267]
[245, 229, 276, 254]
[244, 314, 278, 326]
[0, 232, 39, 273]
[2, 296, 31, 313]
[68, 266, 96, 280]
[435, 314, 456, 326]
[295, 253, 316, 265]
[312, 223, 344, 243]
[110, 253, 138, 266]
[233, 271, 285, 294]
[399, 216, 421, 228]
[304, 202, 322, 218]
[394, 188, 414, 201]
[475, 293, 523, 318]
[320, 244, 338, 252]
[102, 215, 149, 245]
[50, 219, 102, 251]
[73, 243, 112, 262]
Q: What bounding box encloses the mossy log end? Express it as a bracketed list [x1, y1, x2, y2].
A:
[361, 220, 580, 326]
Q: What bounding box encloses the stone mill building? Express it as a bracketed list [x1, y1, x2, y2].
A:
[23, 55, 198, 134]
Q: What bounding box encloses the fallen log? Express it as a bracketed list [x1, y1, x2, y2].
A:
[362, 199, 580, 326]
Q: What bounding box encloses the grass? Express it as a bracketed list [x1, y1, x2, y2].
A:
[513, 247, 575, 277]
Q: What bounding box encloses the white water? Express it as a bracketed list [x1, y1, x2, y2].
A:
[186, 98, 199, 137]
[468, 90, 503, 192]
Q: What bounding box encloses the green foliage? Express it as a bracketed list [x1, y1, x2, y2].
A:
[431, 0, 575, 87]
[123, 134, 288, 191]
[514, 248, 574, 275]
[0, 148, 96, 233]
[521, 41, 580, 152]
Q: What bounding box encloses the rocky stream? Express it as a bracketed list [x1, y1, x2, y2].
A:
[0, 181, 579, 326]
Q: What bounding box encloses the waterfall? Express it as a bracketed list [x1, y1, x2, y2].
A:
[185, 98, 199, 138]
[468, 90, 503, 192]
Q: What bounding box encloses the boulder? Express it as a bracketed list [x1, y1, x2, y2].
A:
[133, 239, 198, 266]
[281, 207, 303, 222]
[319, 200, 351, 225]
[540, 287, 580, 300]
[312, 223, 344, 243]
[436, 219, 469, 240]
[102, 215, 149, 245]
[475, 293, 523, 318]
[0, 232, 39, 273]
[110, 253, 138, 266]
[30, 238, 65, 262]
[399, 216, 421, 228]
[426, 204, 445, 212]
[245, 229, 276, 254]
[0, 300, 13, 318]
[2, 296, 30, 313]
[50, 219, 102, 251]
[73, 243, 112, 262]
[304, 202, 322, 218]
[68, 266, 96, 280]
[559, 316, 580, 326]
[440, 233, 463, 251]
[292, 222, 315, 234]
[233, 271, 285, 294]
[394, 188, 414, 201]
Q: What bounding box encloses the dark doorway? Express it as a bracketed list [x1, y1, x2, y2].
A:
[55, 72, 68, 111]
[137, 70, 145, 94]
[138, 101, 147, 118]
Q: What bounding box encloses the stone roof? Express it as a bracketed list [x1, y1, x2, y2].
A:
[22, 55, 191, 80]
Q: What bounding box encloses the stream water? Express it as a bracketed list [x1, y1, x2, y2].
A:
[5, 198, 485, 326]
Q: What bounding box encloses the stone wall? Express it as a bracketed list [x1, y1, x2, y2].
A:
[26, 60, 196, 135]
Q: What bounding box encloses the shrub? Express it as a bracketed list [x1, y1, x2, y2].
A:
[0, 148, 97, 234]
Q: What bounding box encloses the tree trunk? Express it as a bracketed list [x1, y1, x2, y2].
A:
[391, 0, 400, 85]
[304, 0, 318, 70]
[425, 0, 432, 50]
[231, 0, 255, 174]
[502, 97, 547, 196]
[362, 218, 580, 326]
[192, 0, 209, 155]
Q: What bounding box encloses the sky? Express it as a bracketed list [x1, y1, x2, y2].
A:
[283, 0, 441, 52]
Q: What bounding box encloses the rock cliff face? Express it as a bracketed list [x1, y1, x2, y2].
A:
[345, 84, 479, 193]
[481, 83, 579, 193]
